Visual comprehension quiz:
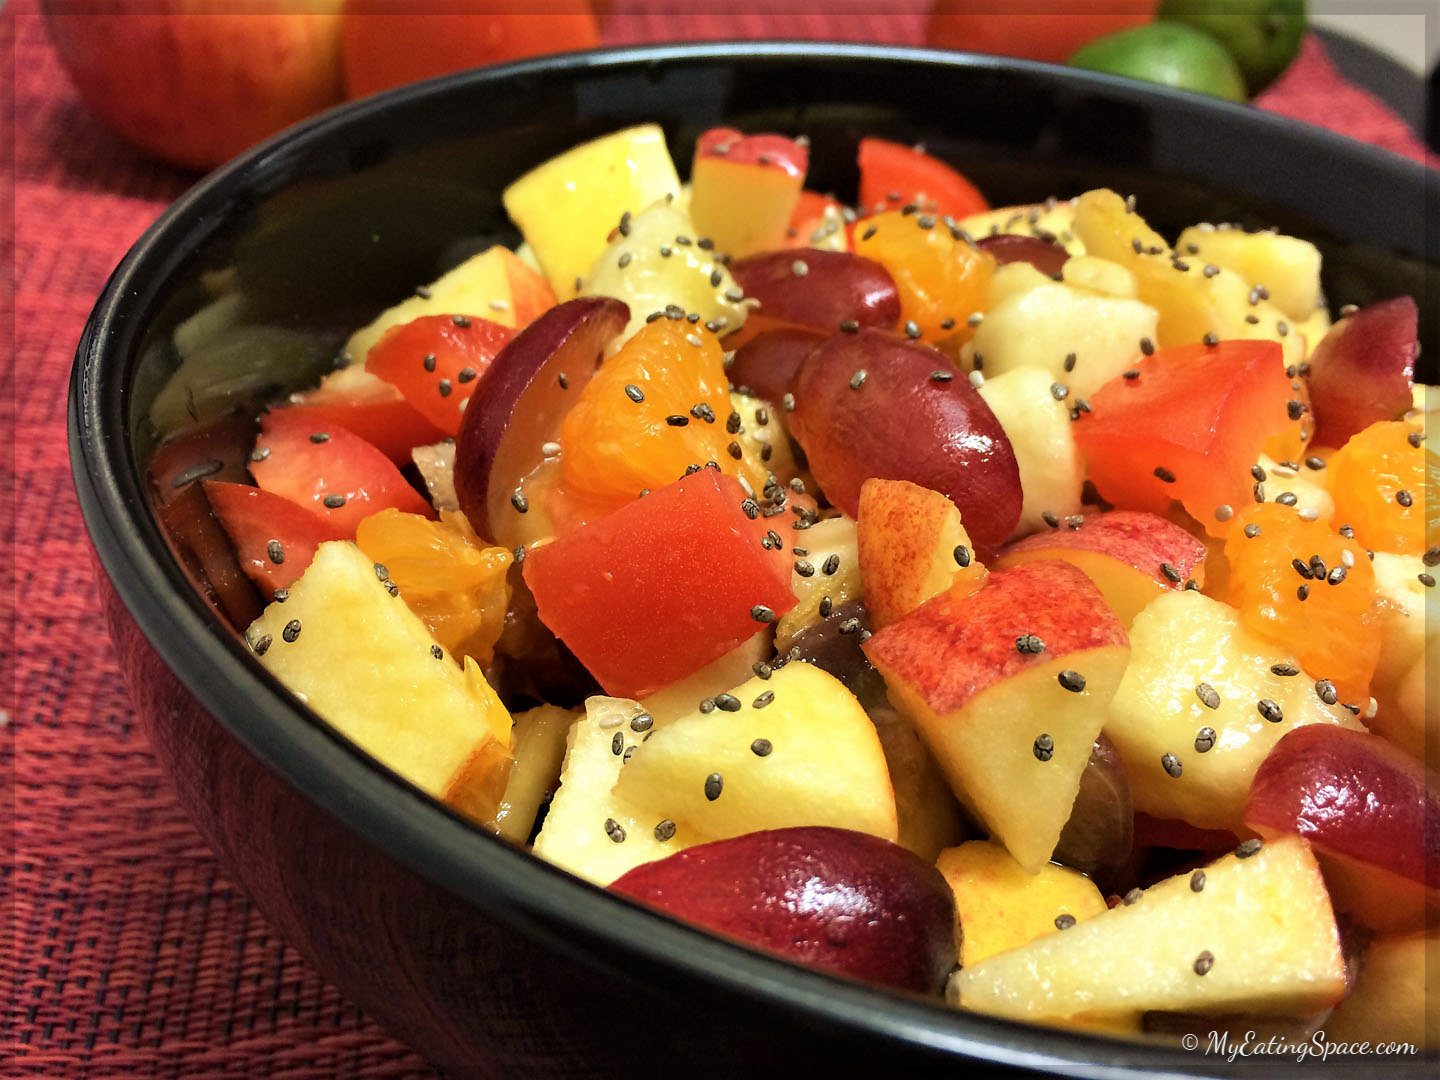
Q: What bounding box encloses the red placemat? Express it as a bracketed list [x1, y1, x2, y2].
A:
[6, 3, 1433, 1077]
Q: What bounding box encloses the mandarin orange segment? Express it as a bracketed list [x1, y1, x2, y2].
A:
[559, 319, 765, 513]
[1260, 375, 1314, 464]
[1324, 420, 1434, 556]
[853, 209, 994, 340]
[355, 508, 512, 666]
[1223, 503, 1379, 706]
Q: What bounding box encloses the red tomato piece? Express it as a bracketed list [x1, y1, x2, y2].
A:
[250, 412, 433, 534]
[204, 480, 347, 599]
[522, 469, 797, 700]
[365, 314, 514, 436]
[286, 368, 446, 464]
[1072, 340, 1292, 536]
[857, 137, 989, 220]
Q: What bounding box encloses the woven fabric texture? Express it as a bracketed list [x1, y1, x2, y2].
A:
[6, 1, 1433, 1076]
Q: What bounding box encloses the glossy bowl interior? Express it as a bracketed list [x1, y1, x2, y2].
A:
[72, 42, 1437, 1080]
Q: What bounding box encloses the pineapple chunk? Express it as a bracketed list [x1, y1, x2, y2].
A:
[613, 661, 898, 843]
[1253, 454, 1334, 520]
[950, 836, 1347, 1022]
[1293, 303, 1332, 357]
[962, 282, 1159, 400]
[344, 245, 525, 366]
[774, 515, 862, 649]
[492, 705, 577, 844]
[728, 391, 796, 485]
[1106, 590, 1363, 832]
[976, 366, 1085, 539]
[1175, 224, 1322, 323]
[1366, 552, 1436, 758]
[580, 198, 751, 347]
[504, 123, 682, 300]
[1061, 254, 1137, 299]
[983, 260, 1054, 309]
[248, 541, 513, 823]
[959, 200, 1083, 254]
[937, 840, 1107, 967]
[533, 696, 698, 884]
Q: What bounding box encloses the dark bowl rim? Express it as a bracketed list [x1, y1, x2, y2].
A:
[69, 40, 1432, 1080]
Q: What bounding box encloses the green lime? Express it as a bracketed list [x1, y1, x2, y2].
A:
[1158, 0, 1307, 94]
[1069, 22, 1248, 103]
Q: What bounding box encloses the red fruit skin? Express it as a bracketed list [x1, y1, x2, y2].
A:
[364, 313, 514, 437]
[454, 296, 628, 544]
[695, 127, 808, 179]
[203, 480, 347, 599]
[1245, 725, 1440, 889]
[790, 329, 1021, 555]
[975, 233, 1070, 276]
[730, 250, 899, 335]
[784, 189, 845, 249]
[856, 137, 988, 219]
[250, 413, 432, 535]
[611, 827, 957, 995]
[726, 326, 826, 406]
[1305, 296, 1417, 448]
[1072, 340, 1291, 531]
[861, 560, 1128, 719]
[1000, 509, 1206, 588]
[522, 469, 795, 700]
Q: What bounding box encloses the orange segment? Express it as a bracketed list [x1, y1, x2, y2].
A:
[1261, 374, 1314, 465]
[1324, 420, 1435, 556]
[1223, 503, 1378, 705]
[853, 209, 994, 340]
[559, 319, 766, 514]
[355, 508, 512, 667]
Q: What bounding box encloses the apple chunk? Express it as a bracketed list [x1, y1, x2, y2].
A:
[533, 696, 699, 885]
[975, 366, 1085, 540]
[612, 660, 898, 843]
[247, 541, 512, 824]
[1245, 724, 1440, 934]
[995, 509, 1206, 626]
[949, 836, 1347, 1022]
[1106, 590, 1364, 833]
[864, 560, 1130, 871]
[856, 477, 986, 630]
[611, 827, 955, 994]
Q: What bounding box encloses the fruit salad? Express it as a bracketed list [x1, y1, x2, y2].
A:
[147, 124, 1437, 1046]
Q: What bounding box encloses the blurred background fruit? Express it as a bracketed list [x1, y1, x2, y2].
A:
[1069, 21, 1249, 101]
[41, 0, 346, 171]
[1157, 0, 1307, 94]
[926, 0, 1157, 64]
[340, 1, 599, 99]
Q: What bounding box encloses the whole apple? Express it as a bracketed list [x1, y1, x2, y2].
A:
[43, 0, 346, 171]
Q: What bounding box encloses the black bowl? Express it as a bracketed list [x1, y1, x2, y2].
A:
[71, 42, 1436, 1080]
